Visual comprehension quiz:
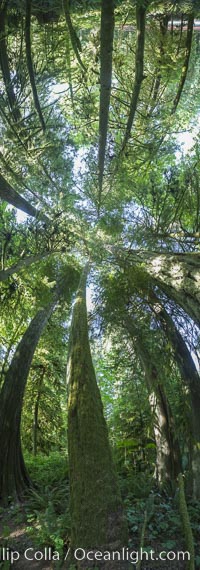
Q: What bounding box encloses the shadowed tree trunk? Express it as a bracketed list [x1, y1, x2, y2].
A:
[172, 14, 194, 113]
[33, 366, 46, 456]
[98, 0, 114, 210]
[148, 15, 169, 112]
[25, 0, 46, 131]
[0, 172, 49, 222]
[0, 298, 57, 504]
[124, 316, 181, 489]
[119, 250, 200, 326]
[149, 291, 200, 498]
[121, 1, 147, 151]
[0, 251, 52, 282]
[62, 0, 86, 71]
[67, 263, 128, 569]
[0, 4, 21, 122]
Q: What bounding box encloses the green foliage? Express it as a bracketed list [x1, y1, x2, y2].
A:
[24, 453, 70, 558]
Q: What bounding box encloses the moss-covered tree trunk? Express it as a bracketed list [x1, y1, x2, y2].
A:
[124, 316, 181, 489]
[137, 346, 181, 489]
[0, 299, 56, 504]
[67, 263, 128, 569]
[149, 291, 200, 498]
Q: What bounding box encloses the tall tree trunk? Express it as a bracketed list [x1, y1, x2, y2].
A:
[0, 299, 57, 504]
[172, 14, 194, 113]
[0, 251, 52, 282]
[67, 263, 128, 568]
[0, 173, 49, 222]
[121, 2, 146, 151]
[25, 0, 46, 131]
[124, 317, 181, 489]
[33, 366, 45, 456]
[137, 349, 181, 489]
[118, 249, 200, 326]
[98, 0, 114, 210]
[62, 0, 86, 71]
[0, 4, 21, 122]
[149, 291, 200, 498]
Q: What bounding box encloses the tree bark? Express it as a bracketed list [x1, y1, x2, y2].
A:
[0, 299, 57, 504]
[149, 291, 200, 498]
[25, 0, 46, 131]
[121, 2, 146, 151]
[33, 367, 45, 456]
[0, 4, 21, 122]
[124, 316, 181, 489]
[67, 263, 128, 568]
[119, 249, 200, 327]
[98, 0, 114, 210]
[0, 172, 49, 222]
[62, 0, 86, 71]
[0, 251, 52, 282]
[172, 14, 194, 113]
[145, 252, 200, 327]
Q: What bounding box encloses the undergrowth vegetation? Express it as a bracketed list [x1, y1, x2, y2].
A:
[1, 453, 199, 568]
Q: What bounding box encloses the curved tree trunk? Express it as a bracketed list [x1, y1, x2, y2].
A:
[0, 299, 57, 504]
[149, 291, 200, 498]
[121, 250, 200, 326]
[67, 263, 128, 569]
[124, 316, 181, 489]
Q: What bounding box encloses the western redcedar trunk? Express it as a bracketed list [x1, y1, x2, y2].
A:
[67, 264, 128, 569]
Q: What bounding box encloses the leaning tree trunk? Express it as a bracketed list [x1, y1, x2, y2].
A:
[0, 299, 57, 504]
[118, 250, 200, 327]
[67, 263, 128, 569]
[124, 316, 181, 489]
[0, 172, 49, 222]
[137, 344, 181, 489]
[149, 291, 200, 498]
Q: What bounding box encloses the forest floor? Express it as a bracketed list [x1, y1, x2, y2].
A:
[0, 454, 199, 570]
[0, 504, 52, 569]
[0, 501, 196, 570]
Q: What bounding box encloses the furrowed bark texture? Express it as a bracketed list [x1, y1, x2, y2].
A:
[0, 300, 56, 504]
[0, 172, 48, 221]
[178, 474, 195, 570]
[149, 291, 200, 497]
[120, 251, 200, 327]
[125, 317, 181, 488]
[67, 263, 128, 568]
[25, 0, 46, 131]
[98, 0, 114, 207]
[145, 252, 200, 327]
[121, 3, 146, 151]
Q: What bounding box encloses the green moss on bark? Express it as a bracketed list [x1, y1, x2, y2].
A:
[67, 264, 128, 562]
